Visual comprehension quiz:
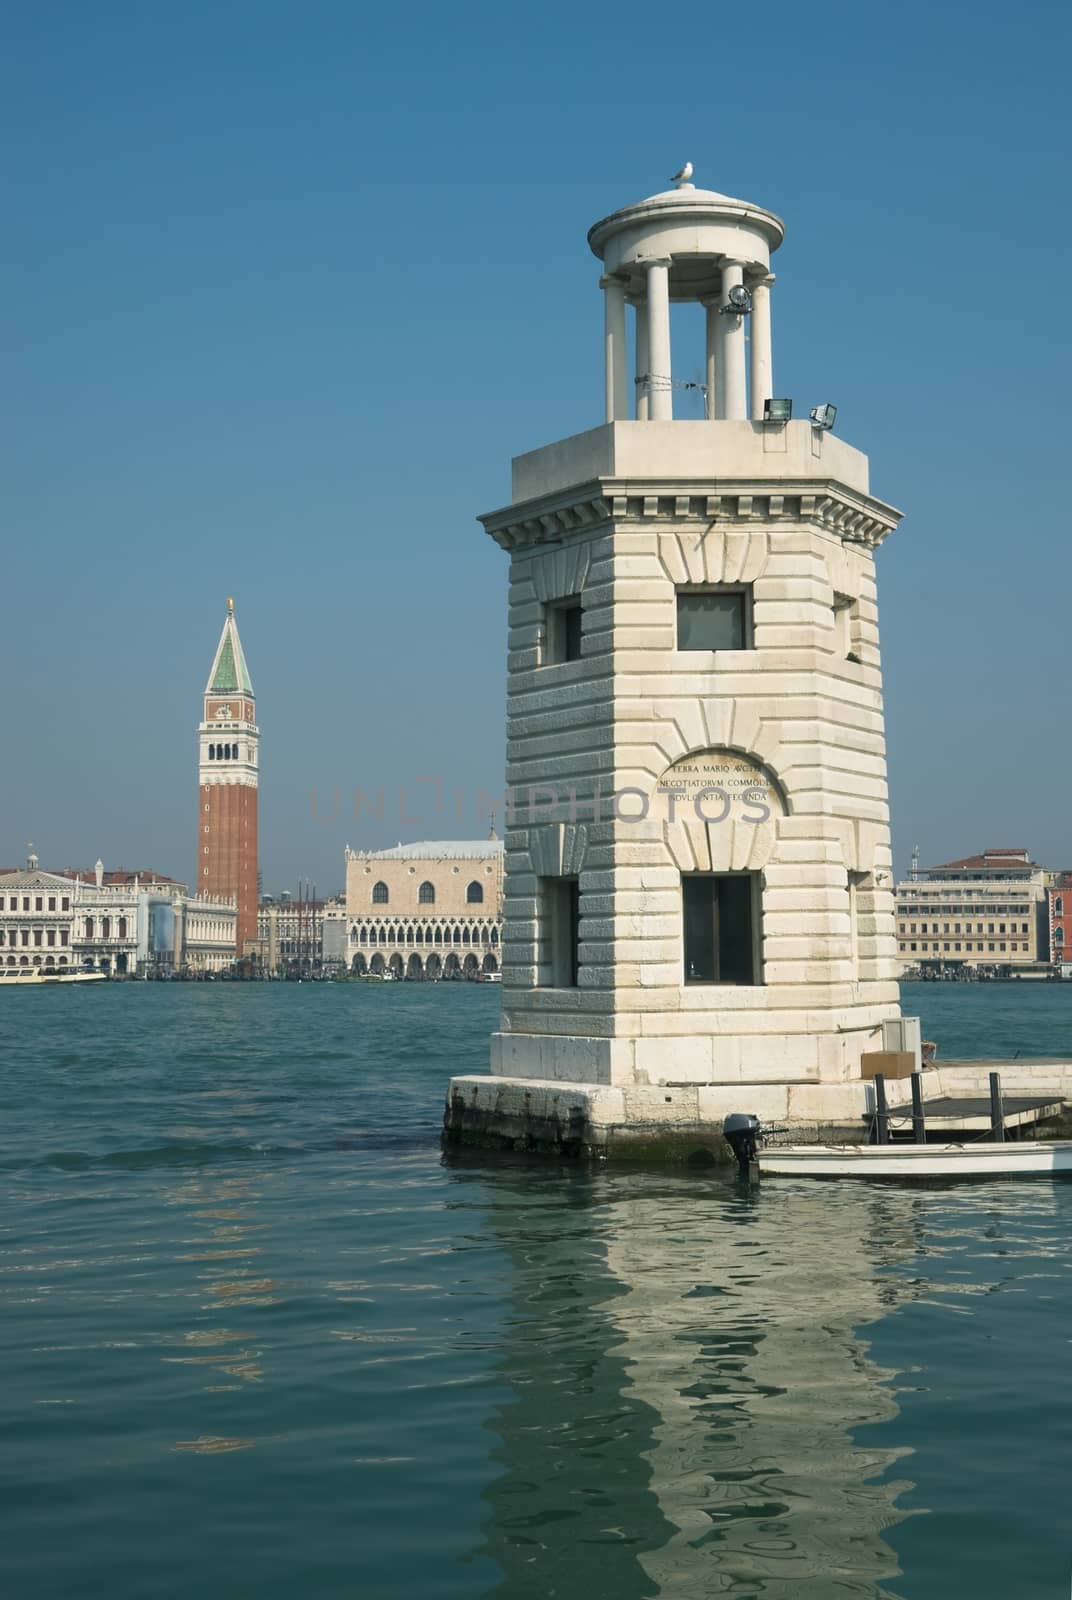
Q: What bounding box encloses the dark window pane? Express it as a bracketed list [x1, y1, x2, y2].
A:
[566, 879, 580, 987]
[683, 873, 757, 985]
[677, 590, 747, 651]
[717, 874, 755, 985]
[683, 877, 716, 982]
[562, 603, 583, 662]
[541, 876, 581, 987]
[545, 597, 584, 664]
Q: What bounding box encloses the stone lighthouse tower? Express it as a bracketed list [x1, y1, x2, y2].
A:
[198, 599, 259, 954]
[446, 173, 904, 1155]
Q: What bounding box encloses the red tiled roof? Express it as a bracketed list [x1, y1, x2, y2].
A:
[929, 849, 1037, 872]
[54, 867, 185, 886]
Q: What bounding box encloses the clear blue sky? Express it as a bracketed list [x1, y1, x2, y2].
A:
[4, 0, 1070, 894]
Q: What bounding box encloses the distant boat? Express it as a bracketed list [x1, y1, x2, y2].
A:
[0, 969, 108, 988]
[758, 1141, 1072, 1180]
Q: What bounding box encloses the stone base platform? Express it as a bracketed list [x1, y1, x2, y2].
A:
[443, 1062, 1072, 1164]
[444, 1074, 870, 1164]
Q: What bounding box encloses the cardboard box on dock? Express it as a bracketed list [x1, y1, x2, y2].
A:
[860, 1050, 916, 1081]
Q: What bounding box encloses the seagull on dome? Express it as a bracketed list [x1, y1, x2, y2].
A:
[670, 161, 693, 187]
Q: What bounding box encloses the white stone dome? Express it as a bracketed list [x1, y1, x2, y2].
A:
[588, 180, 784, 295]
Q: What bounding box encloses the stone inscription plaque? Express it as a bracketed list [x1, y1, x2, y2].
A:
[655, 749, 784, 823]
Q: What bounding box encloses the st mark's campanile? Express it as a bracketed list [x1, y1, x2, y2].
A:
[198, 599, 259, 953]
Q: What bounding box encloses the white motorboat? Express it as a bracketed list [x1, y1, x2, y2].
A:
[0, 969, 108, 988]
[757, 1140, 1072, 1179]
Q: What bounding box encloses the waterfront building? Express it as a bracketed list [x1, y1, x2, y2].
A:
[176, 894, 240, 973]
[895, 848, 1047, 975]
[0, 854, 76, 969]
[0, 852, 235, 975]
[251, 892, 343, 975]
[345, 840, 503, 978]
[447, 169, 907, 1152]
[0, 853, 181, 975]
[1048, 873, 1072, 975]
[198, 599, 259, 955]
[321, 899, 348, 974]
[69, 861, 185, 974]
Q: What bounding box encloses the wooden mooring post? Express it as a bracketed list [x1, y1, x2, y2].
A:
[910, 1072, 927, 1144]
[989, 1071, 1005, 1142]
[874, 1074, 889, 1144]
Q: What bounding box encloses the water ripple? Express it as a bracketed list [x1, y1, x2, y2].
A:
[1, 983, 1070, 1599]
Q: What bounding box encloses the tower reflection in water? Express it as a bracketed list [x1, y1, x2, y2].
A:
[470, 1169, 920, 1600]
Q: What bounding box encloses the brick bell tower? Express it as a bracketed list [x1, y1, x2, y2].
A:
[198, 598, 259, 953]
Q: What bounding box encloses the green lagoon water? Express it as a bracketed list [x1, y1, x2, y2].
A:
[2, 980, 1070, 1599]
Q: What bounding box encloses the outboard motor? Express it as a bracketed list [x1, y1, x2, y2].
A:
[722, 1112, 763, 1176]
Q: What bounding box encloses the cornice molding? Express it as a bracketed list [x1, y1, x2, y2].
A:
[481, 477, 901, 553]
[198, 772, 259, 789]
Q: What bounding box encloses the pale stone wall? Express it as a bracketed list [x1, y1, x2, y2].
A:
[0, 867, 77, 969]
[0, 866, 190, 975]
[345, 843, 504, 977]
[488, 424, 902, 1088]
[346, 848, 503, 917]
[896, 872, 1047, 969]
[182, 896, 239, 972]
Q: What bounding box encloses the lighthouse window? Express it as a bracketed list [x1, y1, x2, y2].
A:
[833, 593, 861, 659]
[677, 586, 752, 651]
[682, 873, 759, 985]
[539, 876, 580, 988]
[543, 596, 583, 664]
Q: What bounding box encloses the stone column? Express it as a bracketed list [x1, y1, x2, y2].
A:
[631, 296, 649, 420]
[719, 261, 747, 421]
[749, 274, 774, 420]
[172, 896, 184, 970]
[645, 259, 673, 421]
[703, 296, 719, 419]
[601, 275, 629, 422]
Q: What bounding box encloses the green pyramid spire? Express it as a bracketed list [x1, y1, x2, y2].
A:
[205, 602, 254, 697]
